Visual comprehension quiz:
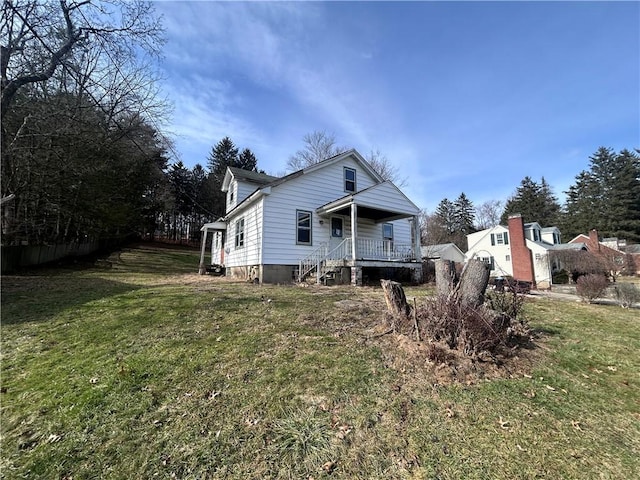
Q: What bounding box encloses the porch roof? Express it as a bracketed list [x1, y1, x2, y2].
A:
[316, 181, 420, 223]
[200, 221, 227, 232]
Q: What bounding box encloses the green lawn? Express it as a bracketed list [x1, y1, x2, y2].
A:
[2, 245, 639, 479]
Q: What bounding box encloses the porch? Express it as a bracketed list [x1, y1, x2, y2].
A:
[301, 182, 422, 284]
[297, 236, 421, 285]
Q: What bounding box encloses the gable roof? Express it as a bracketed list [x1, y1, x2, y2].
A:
[316, 181, 420, 220]
[421, 243, 464, 258]
[225, 149, 394, 218]
[222, 167, 278, 192]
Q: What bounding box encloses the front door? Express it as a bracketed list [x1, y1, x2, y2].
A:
[329, 216, 344, 253]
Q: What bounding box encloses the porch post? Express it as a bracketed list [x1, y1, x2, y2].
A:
[350, 203, 357, 260]
[412, 215, 421, 261]
[198, 229, 208, 274]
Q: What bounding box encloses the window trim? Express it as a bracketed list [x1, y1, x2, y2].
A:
[344, 167, 356, 193]
[383, 223, 394, 241]
[296, 210, 312, 245]
[234, 217, 245, 249]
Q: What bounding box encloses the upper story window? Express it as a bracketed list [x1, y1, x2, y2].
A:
[296, 210, 312, 245]
[491, 232, 509, 246]
[344, 167, 356, 193]
[234, 218, 245, 248]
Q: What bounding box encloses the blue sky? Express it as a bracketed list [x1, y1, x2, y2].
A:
[154, 1, 639, 213]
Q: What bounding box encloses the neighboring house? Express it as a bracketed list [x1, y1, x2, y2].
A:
[568, 230, 629, 274]
[465, 215, 577, 287]
[199, 149, 422, 285]
[421, 243, 465, 264]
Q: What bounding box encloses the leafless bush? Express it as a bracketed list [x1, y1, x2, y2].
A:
[614, 283, 640, 308]
[485, 290, 526, 320]
[415, 297, 512, 356]
[576, 274, 609, 303]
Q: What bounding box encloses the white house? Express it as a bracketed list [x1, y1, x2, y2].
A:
[199, 150, 423, 285]
[465, 215, 569, 287]
[421, 243, 465, 264]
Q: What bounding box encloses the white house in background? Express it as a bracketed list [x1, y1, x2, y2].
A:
[199, 150, 423, 285]
[464, 216, 571, 287]
[421, 243, 465, 264]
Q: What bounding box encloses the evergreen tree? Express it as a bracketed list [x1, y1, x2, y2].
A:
[431, 194, 476, 250]
[453, 193, 475, 235]
[562, 147, 640, 242]
[562, 170, 600, 239]
[501, 176, 561, 226]
[237, 148, 258, 171]
[435, 198, 456, 234]
[207, 137, 240, 180]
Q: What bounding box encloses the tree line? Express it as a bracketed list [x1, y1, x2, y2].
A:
[422, 147, 640, 250]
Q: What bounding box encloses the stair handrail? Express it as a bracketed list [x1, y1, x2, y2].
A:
[298, 243, 328, 282]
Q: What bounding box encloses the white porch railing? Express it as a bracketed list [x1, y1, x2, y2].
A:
[354, 238, 414, 261]
[297, 237, 415, 282]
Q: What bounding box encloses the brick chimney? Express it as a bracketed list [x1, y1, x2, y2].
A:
[588, 229, 601, 252]
[508, 214, 536, 286]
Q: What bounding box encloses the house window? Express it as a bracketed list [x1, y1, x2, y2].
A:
[506, 255, 511, 262]
[297, 210, 312, 245]
[383, 223, 394, 241]
[481, 256, 495, 270]
[535, 253, 542, 261]
[234, 218, 244, 248]
[344, 167, 356, 193]
[331, 217, 343, 237]
[491, 232, 509, 246]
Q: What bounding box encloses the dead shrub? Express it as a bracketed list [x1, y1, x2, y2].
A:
[425, 342, 453, 364]
[576, 274, 609, 303]
[415, 297, 514, 357]
[485, 290, 526, 320]
[614, 283, 640, 308]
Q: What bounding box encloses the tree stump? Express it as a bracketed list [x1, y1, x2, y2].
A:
[381, 279, 410, 317]
[451, 259, 490, 308]
[435, 259, 458, 299]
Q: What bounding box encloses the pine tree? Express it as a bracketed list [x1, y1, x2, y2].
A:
[237, 148, 258, 171]
[562, 147, 640, 242]
[207, 137, 240, 179]
[453, 193, 475, 235]
[501, 176, 561, 226]
[562, 170, 600, 239]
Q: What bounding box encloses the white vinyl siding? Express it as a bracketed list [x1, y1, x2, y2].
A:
[224, 199, 264, 268]
[226, 179, 260, 214]
[261, 156, 378, 265]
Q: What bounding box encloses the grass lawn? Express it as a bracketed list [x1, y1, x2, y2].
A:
[2, 245, 639, 479]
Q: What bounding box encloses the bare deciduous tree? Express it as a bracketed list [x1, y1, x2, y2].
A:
[365, 148, 406, 186]
[1, 0, 164, 119]
[475, 200, 503, 230]
[286, 131, 348, 172]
